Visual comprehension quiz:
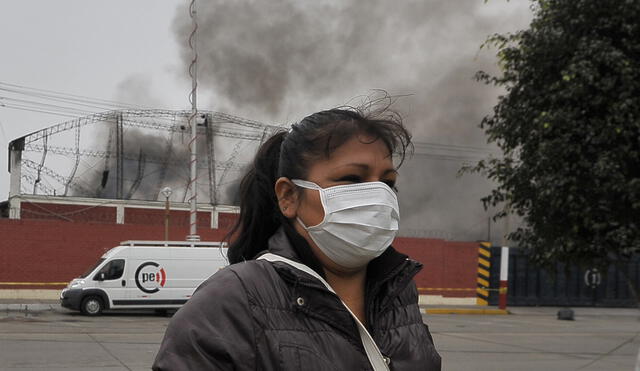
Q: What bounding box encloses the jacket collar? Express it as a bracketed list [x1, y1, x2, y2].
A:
[275, 221, 326, 278]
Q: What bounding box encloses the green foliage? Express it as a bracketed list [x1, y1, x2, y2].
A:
[472, 0, 640, 269]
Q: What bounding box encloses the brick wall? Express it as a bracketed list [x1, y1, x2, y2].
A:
[1, 213, 479, 297]
[394, 237, 478, 298]
[0, 218, 228, 289]
[124, 208, 212, 227]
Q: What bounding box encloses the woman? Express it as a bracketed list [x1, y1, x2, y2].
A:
[153, 108, 441, 370]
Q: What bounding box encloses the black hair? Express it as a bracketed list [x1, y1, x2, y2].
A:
[225, 106, 412, 264]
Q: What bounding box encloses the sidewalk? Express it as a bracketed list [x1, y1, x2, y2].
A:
[0, 299, 63, 313]
[423, 304, 509, 315]
[3, 299, 638, 317]
[422, 304, 640, 316]
[506, 305, 640, 317]
[2, 300, 508, 315]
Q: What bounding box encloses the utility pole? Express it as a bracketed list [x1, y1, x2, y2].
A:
[186, 0, 200, 242]
[116, 113, 124, 200]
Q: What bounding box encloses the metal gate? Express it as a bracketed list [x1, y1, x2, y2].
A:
[488, 247, 640, 307]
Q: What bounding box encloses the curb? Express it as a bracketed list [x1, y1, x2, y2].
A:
[1, 303, 63, 313]
[423, 308, 510, 315]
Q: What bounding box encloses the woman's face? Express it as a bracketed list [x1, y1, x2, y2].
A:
[277, 133, 397, 274]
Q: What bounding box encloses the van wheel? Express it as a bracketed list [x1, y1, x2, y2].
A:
[81, 296, 104, 316]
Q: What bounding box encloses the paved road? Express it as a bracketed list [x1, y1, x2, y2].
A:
[426, 307, 640, 371]
[0, 309, 166, 371]
[0, 305, 638, 370]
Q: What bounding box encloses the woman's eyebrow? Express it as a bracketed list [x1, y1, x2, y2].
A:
[333, 163, 397, 176]
[333, 163, 370, 171]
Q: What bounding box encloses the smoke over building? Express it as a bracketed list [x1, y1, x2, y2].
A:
[172, 0, 532, 242]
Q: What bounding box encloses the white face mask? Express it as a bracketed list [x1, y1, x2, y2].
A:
[291, 179, 400, 268]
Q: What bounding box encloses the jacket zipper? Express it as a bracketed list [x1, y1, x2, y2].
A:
[366, 259, 422, 332]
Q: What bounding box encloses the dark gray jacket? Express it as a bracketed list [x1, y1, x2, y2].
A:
[153, 226, 441, 370]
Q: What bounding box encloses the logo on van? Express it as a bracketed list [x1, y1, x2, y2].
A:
[135, 262, 167, 293]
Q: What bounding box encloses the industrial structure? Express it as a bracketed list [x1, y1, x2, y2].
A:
[7, 109, 282, 215]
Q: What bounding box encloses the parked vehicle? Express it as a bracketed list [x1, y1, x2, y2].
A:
[60, 240, 227, 315]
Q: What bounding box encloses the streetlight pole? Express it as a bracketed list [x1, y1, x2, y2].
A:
[161, 187, 173, 245]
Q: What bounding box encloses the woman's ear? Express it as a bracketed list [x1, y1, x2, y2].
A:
[275, 177, 299, 219]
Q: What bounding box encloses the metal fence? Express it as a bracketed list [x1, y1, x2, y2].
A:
[488, 246, 640, 307]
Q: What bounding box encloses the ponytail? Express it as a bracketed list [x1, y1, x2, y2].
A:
[226, 131, 287, 264]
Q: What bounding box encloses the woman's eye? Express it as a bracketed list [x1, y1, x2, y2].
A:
[337, 175, 362, 183]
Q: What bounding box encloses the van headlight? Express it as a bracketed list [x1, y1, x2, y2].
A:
[69, 280, 85, 288]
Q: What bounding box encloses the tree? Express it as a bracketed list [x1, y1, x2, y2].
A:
[471, 0, 640, 270]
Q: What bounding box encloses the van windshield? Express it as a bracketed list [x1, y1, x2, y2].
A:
[79, 258, 106, 278]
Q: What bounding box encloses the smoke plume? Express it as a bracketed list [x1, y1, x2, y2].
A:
[172, 0, 532, 243]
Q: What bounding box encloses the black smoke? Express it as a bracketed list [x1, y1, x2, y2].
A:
[172, 0, 532, 242]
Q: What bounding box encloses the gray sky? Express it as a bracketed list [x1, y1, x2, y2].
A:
[0, 0, 533, 242]
[0, 0, 187, 196]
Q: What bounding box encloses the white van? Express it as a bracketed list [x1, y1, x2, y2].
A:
[60, 240, 228, 315]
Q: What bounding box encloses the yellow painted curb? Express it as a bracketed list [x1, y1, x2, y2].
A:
[424, 308, 509, 315]
[0, 282, 67, 286]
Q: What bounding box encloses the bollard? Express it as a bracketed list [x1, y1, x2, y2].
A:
[499, 246, 509, 310]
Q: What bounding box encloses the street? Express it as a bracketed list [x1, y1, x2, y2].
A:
[0, 309, 165, 370]
[428, 307, 640, 370]
[0, 305, 638, 370]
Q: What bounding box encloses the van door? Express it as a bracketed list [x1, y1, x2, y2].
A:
[92, 259, 127, 306]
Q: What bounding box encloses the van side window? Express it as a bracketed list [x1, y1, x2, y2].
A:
[96, 259, 125, 280]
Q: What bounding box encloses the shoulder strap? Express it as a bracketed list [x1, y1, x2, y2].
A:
[258, 253, 390, 371]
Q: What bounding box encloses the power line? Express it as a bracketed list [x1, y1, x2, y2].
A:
[0, 81, 145, 109]
[0, 81, 152, 121]
[0, 103, 82, 118]
[0, 97, 96, 116]
[411, 140, 502, 163]
[414, 141, 499, 155]
[413, 153, 484, 162]
[0, 88, 132, 111]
